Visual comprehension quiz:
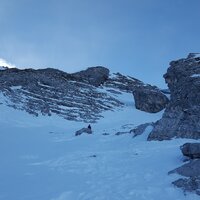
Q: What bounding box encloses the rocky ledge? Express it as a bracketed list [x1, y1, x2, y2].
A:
[148, 53, 200, 140]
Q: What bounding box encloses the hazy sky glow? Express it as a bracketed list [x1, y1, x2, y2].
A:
[0, 58, 16, 68]
[0, 0, 200, 87]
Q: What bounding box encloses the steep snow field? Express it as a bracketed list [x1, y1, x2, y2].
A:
[0, 92, 199, 200]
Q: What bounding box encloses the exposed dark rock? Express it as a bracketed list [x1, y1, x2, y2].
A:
[72, 66, 109, 86]
[172, 177, 200, 196]
[181, 143, 200, 159]
[148, 53, 200, 140]
[169, 142, 200, 196]
[169, 159, 200, 177]
[169, 160, 200, 196]
[130, 122, 154, 137]
[133, 86, 169, 113]
[102, 133, 109, 136]
[115, 131, 129, 136]
[89, 155, 97, 158]
[75, 128, 92, 136]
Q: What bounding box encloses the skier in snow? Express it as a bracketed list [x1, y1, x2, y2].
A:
[88, 124, 91, 130]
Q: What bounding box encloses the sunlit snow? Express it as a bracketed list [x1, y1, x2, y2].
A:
[191, 74, 200, 78]
[0, 58, 16, 68]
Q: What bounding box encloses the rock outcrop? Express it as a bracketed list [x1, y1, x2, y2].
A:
[130, 122, 154, 137]
[169, 143, 200, 196]
[72, 66, 109, 87]
[132, 86, 169, 113]
[148, 53, 200, 140]
[172, 176, 200, 196]
[181, 143, 200, 159]
[75, 127, 92, 136]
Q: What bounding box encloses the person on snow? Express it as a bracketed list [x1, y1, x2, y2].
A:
[88, 124, 91, 130]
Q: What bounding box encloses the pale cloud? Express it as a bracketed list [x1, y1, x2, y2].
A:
[0, 58, 16, 68]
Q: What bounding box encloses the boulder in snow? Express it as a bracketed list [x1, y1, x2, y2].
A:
[133, 86, 169, 113]
[172, 177, 200, 196]
[169, 159, 200, 196]
[181, 143, 200, 159]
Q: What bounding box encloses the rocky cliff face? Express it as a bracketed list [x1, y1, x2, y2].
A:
[148, 53, 200, 140]
[0, 66, 167, 123]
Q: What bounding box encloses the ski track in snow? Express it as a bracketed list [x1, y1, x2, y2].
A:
[0, 93, 199, 200]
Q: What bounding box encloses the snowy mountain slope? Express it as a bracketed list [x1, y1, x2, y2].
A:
[0, 92, 199, 200]
[0, 67, 168, 123]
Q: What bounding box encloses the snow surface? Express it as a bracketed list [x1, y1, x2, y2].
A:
[38, 82, 55, 89]
[0, 92, 199, 200]
[0, 66, 6, 70]
[10, 86, 23, 90]
[0, 58, 16, 68]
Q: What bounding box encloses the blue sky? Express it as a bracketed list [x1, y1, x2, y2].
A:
[0, 0, 200, 88]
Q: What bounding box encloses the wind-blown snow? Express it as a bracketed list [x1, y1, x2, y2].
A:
[0, 92, 199, 200]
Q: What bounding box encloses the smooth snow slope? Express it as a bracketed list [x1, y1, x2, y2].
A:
[0, 92, 199, 200]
